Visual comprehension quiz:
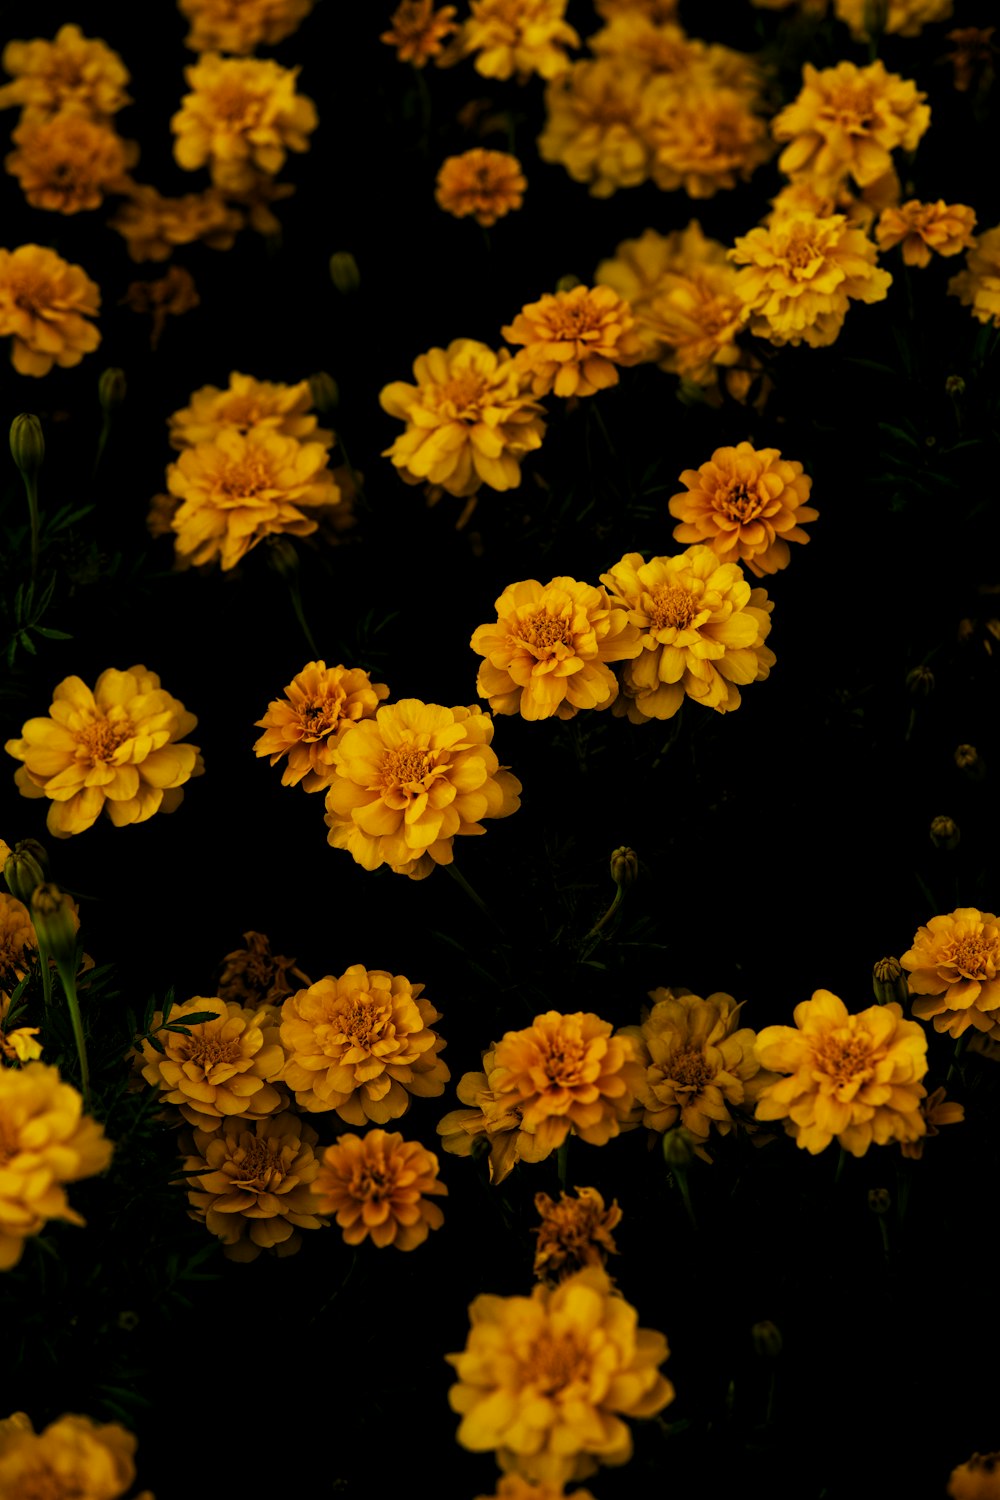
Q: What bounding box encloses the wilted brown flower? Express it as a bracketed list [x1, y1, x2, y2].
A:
[217, 931, 311, 1006]
[532, 1186, 621, 1281]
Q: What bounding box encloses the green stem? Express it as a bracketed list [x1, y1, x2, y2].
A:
[834, 1146, 847, 1184]
[673, 1167, 697, 1230]
[764, 1370, 777, 1427]
[92, 417, 112, 481]
[946, 1031, 970, 1085]
[444, 861, 502, 931]
[25, 472, 40, 585]
[582, 887, 624, 948]
[287, 578, 318, 656]
[54, 954, 90, 1112]
[556, 1138, 569, 1191]
[36, 940, 54, 1009]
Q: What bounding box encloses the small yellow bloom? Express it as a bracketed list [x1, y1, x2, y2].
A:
[461, 0, 580, 82]
[0, 1412, 146, 1499]
[254, 661, 389, 792]
[435, 148, 526, 227]
[171, 53, 317, 194]
[0, 243, 100, 377]
[948, 227, 1000, 327]
[315, 1129, 447, 1249]
[642, 78, 771, 199]
[136, 996, 288, 1132]
[110, 184, 242, 262]
[0, 987, 42, 1064]
[0, 25, 131, 120]
[901, 907, 1000, 1040]
[179, 0, 316, 54]
[834, 0, 953, 39]
[876, 200, 976, 268]
[502, 283, 644, 398]
[538, 58, 651, 199]
[381, 1, 459, 66]
[532, 1186, 621, 1281]
[5, 110, 136, 215]
[475, 1479, 596, 1500]
[669, 442, 817, 576]
[5, 667, 203, 838]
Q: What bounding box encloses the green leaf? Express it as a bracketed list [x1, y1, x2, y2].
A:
[32, 626, 73, 640]
[164, 1011, 219, 1029]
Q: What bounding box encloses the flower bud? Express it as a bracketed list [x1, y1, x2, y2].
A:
[308, 370, 339, 414]
[4, 839, 48, 905]
[905, 665, 935, 696]
[265, 535, 299, 581]
[30, 883, 78, 967]
[610, 847, 638, 889]
[867, 1187, 891, 1215]
[98, 367, 127, 414]
[9, 413, 44, 477]
[555, 273, 581, 293]
[872, 957, 909, 1008]
[329, 251, 360, 294]
[945, 374, 965, 397]
[662, 1126, 695, 1170]
[929, 815, 960, 851]
[955, 743, 985, 779]
[751, 1320, 783, 1359]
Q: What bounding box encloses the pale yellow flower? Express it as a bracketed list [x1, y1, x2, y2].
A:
[0, 243, 100, 377]
[437, 1045, 526, 1185]
[0, 25, 130, 120]
[502, 283, 644, 398]
[179, 0, 316, 54]
[171, 53, 317, 194]
[901, 907, 1000, 1040]
[948, 227, 1000, 327]
[254, 661, 389, 792]
[110, 184, 243, 262]
[461, 0, 580, 82]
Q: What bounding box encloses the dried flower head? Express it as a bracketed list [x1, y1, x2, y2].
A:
[532, 1186, 621, 1281]
[136, 996, 287, 1131]
[123, 266, 199, 351]
[948, 227, 1000, 327]
[5, 111, 136, 215]
[669, 443, 817, 576]
[502, 283, 643, 398]
[945, 27, 998, 94]
[901, 908, 1000, 1040]
[217, 931, 311, 1007]
[461, 0, 580, 81]
[538, 59, 651, 198]
[876, 200, 976, 268]
[0, 243, 100, 376]
[171, 53, 317, 194]
[315, 1129, 447, 1249]
[254, 661, 389, 793]
[179, 0, 315, 54]
[436, 148, 526, 226]
[110, 184, 242, 262]
[381, 1, 459, 66]
[0, 1412, 147, 1499]
[0, 25, 131, 120]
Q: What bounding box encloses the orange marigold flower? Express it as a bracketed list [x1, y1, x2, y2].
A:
[5, 667, 203, 839]
[5, 110, 136, 215]
[136, 996, 288, 1132]
[899, 1085, 964, 1159]
[0, 893, 35, 984]
[381, 1, 459, 66]
[0, 25, 131, 120]
[0, 1412, 147, 1498]
[772, 61, 930, 196]
[437, 1044, 526, 1185]
[278, 964, 450, 1121]
[532, 1186, 621, 1281]
[182, 1111, 325, 1261]
[380, 339, 545, 498]
[435, 148, 526, 226]
[600, 547, 775, 721]
[179, 0, 315, 54]
[169, 370, 332, 451]
[668, 442, 818, 576]
[948, 1451, 1000, 1499]
[901, 907, 1000, 1040]
[447, 1266, 674, 1483]
[254, 661, 389, 793]
[476, 1479, 596, 1500]
[217, 931, 311, 1007]
[315, 1129, 447, 1249]
[461, 0, 580, 82]
[730, 211, 892, 348]
[503, 283, 643, 398]
[948, 228, 1000, 327]
[0, 1062, 113, 1269]
[833, 0, 953, 39]
[0, 243, 100, 377]
[876, 199, 976, 268]
[471, 575, 642, 721]
[110, 183, 242, 262]
[537, 59, 651, 198]
[754, 990, 929, 1156]
[642, 78, 771, 198]
[324, 700, 520, 878]
[123, 266, 199, 352]
[171, 53, 317, 195]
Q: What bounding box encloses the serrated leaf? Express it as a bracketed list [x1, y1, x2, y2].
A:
[165, 1011, 218, 1029]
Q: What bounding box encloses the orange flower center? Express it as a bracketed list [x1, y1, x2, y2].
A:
[522, 1329, 592, 1392]
[336, 995, 387, 1051]
[348, 1154, 398, 1201]
[781, 229, 824, 273]
[181, 1029, 244, 1070]
[544, 302, 605, 340]
[716, 479, 764, 521]
[378, 745, 433, 791]
[76, 716, 133, 763]
[435, 369, 489, 421]
[813, 1030, 874, 1088]
[230, 1133, 284, 1189]
[7, 267, 51, 314]
[210, 81, 264, 127]
[538, 1034, 588, 1088]
[667, 1044, 715, 1090]
[298, 695, 343, 740]
[515, 610, 574, 651]
[217, 453, 275, 499]
[948, 933, 996, 978]
[647, 584, 697, 630]
[822, 83, 877, 134]
[0, 1117, 17, 1168]
[220, 395, 273, 427]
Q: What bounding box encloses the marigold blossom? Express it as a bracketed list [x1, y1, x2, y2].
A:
[876, 200, 976, 268]
[642, 78, 771, 198]
[475, 1479, 596, 1500]
[502, 283, 644, 398]
[169, 371, 332, 450]
[171, 53, 317, 194]
[0, 243, 100, 377]
[595, 0, 679, 17]
[5, 110, 136, 214]
[538, 58, 651, 199]
[532, 1186, 621, 1281]
[0, 1412, 147, 1499]
[217, 931, 311, 1007]
[669, 442, 817, 576]
[254, 661, 389, 792]
[833, 0, 953, 38]
[754, 990, 928, 1156]
[899, 1085, 964, 1160]
[179, 0, 315, 54]
[0, 25, 130, 120]
[901, 908, 1000, 1040]
[315, 1129, 447, 1249]
[447, 1266, 674, 1483]
[0, 1062, 113, 1269]
[0, 989, 42, 1065]
[588, 15, 704, 74]
[136, 996, 287, 1132]
[110, 184, 242, 262]
[5, 666, 202, 838]
[436, 148, 526, 226]
[461, 0, 580, 82]
[947, 1451, 1000, 1499]
[0, 894, 35, 984]
[948, 228, 1000, 327]
[381, 1, 459, 66]
[437, 1045, 527, 1184]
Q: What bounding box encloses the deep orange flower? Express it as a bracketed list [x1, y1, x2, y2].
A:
[254, 661, 389, 792]
[5, 110, 136, 214]
[0, 1412, 149, 1499]
[216, 931, 311, 1007]
[381, 1, 459, 66]
[315, 1129, 447, 1249]
[435, 149, 526, 226]
[669, 442, 817, 576]
[502, 283, 643, 398]
[876, 200, 976, 268]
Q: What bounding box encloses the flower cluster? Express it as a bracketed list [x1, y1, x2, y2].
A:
[254, 661, 390, 792]
[532, 1186, 621, 1281]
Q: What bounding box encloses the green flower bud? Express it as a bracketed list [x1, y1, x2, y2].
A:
[308, 370, 339, 414]
[9, 413, 44, 478]
[329, 251, 360, 295]
[945, 374, 965, 397]
[610, 847, 638, 890]
[265, 535, 299, 581]
[929, 815, 960, 851]
[867, 1187, 891, 1215]
[30, 883, 78, 968]
[751, 1320, 783, 1359]
[955, 743, 985, 779]
[555, 273, 581, 293]
[872, 957, 909, 1008]
[98, 367, 127, 414]
[4, 839, 48, 905]
[905, 665, 935, 696]
[662, 1126, 695, 1170]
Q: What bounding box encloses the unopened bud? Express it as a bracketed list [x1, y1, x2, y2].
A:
[957, 618, 975, 645]
[929, 815, 960, 851]
[872, 956, 909, 1008]
[905, 665, 935, 696]
[555, 273, 581, 293]
[751, 1320, 783, 1359]
[98, 367, 127, 414]
[662, 1126, 695, 1170]
[610, 847, 638, 889]
[945, 374, 965, 397]
[955, 743, 985, 779]
[308, 370, 339, 414]
[4, 839, 48, 905]
[867, 1187, 891, 1215]
[329, 251, 360, 295]
[10, 413, 44, 477]
[265, 535, 299, 581]
[30, 883, 78, 967]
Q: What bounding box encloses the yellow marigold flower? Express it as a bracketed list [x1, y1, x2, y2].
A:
[6, 667, 202, 839]
[435, 148, 526, 227]
[834, 0, 953, 39]
[617, 989, 761, 1143]
[948, 227, 1000, 327]
[595, 0, 678, 17]
[1, 992, 42, 1064]
[437, 1045, 526, 1184]
[279, 964, 450, 1120]
[462, 0, 580, 82]
[471, 575, 642, 721]
[315, 1129, 447, 1249]
[254, 661, 389, 793]
[169, 370, 332, 450]
[324, 700, 521, 878]
[0, 1062, 112, 1269]
[0, 893, 35, 984]
[642, 79, 771, 198]
[532, 1186, 621, 1281]
[182, 1110, 324, 1261]
[217, 931, 311, 1007]
[380, 339, 546, 498]
[876, 199, 976, 268]
[766, 173, 890, 232]
[5, 110, 136, 215]
[476, 1480, 596, 1500]
[537, 59, 651, 198]
[381, 1, 459, 66]
[0, 25, 131, 120]
[123, 266, 199, 352]
[166, 426, 340, 570]
[948, 1451, 1000, 1499]
[600, 547, 775, 721]
[171, 53, 318, 195]
[179, 0, 315, 54]
[136, 996, 287, 1132]
[110, 184, 242, 262]
[0, 243, 100, 377]
[0, 1412, 147, 1498]
[589, 15, 704, 75]
[899, 1085, 964, 1159]
[503, 283, 644, 398]
[447, 1265, 674, 1483]
[772, 61, 930, 196]
[754, 990, 929, 1156]
[901, 907, 1000, 1040]
[669, 442, 818, 577]
[730, 211, 892, 348]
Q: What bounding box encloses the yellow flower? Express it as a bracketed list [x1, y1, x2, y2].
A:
[315, 1129, 447, 1249]
[447, 1266, 673, 1483]
[380, 339, 546, 498]
[166, 426, 340, 570]
[0, 1062, 112, 1269]
[642, 78, 771, 198]
[0, 25, 131, 120]
[0, 994, 42, 1064]
[588, 14, 706, 74]
[179, 0, 315, 54]
[0, 1412, 146, 1499]
[532, 1187, 621, 1281]
[948, 1451, 1000, 1499]
[595, 0, 679, 17]
[475, 1480, 596, 1500]
[834, 0, 953, 39]
[182, 1111, 325, 1261]
[668, 442, 818, 576]
[5, 110, 136, 214]
[0, 243, 100, 377]
[730, 211, 892, 348]
[948, 227, 1000, 327]
[436, 148, 526, 227]
[168, 370, 332, 450]
[899, 1085, 964, 1159]
[6, 667, 202, 839]
[216, 931, 311, 1007]
[254, 661, 389, 793]
[471, 575, 642, 721]
[600, 547, 775, 721]
[110, 184, 242, 262]
[437, 1045, 526, 1185]
[171, 53, 317, 194]
[771, 61, 930, 196]
[279, 964, 450, 1121]
[381, 1, 459, 66]
[324, 700, 521, 879]
[876, 199, 976, 268]
[136, 997, 288, 1132]
[0, 894, 35, 984]
[123, 266, 199, 352]
[754, 990, 929, 1156]
[901, 908, 1000, 1040]
[502, 283, 644, 398]
[537, 59, 651, 199]
[461, 0, 580, 82]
